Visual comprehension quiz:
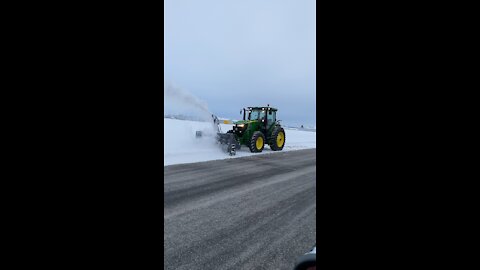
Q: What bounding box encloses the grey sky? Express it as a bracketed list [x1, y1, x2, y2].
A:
[164, 0, 316, 127]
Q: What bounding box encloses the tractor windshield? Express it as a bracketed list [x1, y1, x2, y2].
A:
[249, 110, 259, 120]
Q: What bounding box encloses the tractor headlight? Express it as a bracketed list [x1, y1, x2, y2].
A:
[237, 124, 245, 128]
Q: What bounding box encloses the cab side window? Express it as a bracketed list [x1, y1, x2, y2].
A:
[267, 111, 276, 123]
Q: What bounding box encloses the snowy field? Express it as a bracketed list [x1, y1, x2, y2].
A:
[164, 118, 316, 166]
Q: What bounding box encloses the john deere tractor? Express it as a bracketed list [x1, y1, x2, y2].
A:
[220, 106, 286, 153]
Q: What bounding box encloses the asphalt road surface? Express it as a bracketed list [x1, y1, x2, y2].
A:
[164, 149, 316, 270]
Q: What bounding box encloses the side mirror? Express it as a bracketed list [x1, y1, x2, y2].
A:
[293, 246, 316, 270]
[240, 110, 242, 115]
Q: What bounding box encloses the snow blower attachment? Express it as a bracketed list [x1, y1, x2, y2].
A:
[216, 132, 240, 156]
[195, 114, 240, 156]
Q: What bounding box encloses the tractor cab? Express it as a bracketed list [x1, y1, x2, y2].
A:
[243, 106, 277, 124]
[240, 106, 278, 133]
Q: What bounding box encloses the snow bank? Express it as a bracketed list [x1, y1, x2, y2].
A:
[165, 118, 316, 166]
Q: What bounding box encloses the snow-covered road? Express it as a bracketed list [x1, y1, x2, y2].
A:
[164, 118, 316, 166]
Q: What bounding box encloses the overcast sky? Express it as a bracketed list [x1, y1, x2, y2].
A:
[164, 0, 316, 127]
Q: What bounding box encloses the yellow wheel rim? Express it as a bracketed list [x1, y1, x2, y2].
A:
[277, 132, 285, 147]
[256, 136, 264, 150]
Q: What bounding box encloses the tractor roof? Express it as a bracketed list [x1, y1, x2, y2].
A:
[247, 106, 278, 111]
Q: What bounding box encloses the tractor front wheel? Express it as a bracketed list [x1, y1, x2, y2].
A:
[269, 127, 286, 151]
[249, 131, 265, 153]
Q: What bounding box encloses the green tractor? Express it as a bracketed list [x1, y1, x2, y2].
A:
[219, 106, 286, 154]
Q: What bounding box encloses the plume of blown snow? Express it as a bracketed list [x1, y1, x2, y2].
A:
[164, 82, 220, 138]
[164, 82, 212, 122]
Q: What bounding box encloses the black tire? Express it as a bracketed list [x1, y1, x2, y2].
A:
[269, 127, 286, 151]
[249, 131, 265, 153]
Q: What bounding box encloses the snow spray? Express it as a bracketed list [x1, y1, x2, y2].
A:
[164, 82, 212, 121]
[164, 82, 219, 134]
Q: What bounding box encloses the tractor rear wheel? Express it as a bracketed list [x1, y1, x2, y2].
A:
[249, 131, 265, 153]
[269, 127, 286, 151]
